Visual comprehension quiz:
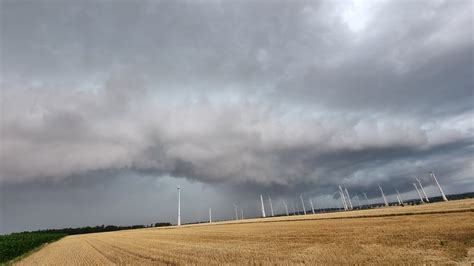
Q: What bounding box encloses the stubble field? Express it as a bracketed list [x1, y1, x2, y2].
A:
[16, 199, 474, 265]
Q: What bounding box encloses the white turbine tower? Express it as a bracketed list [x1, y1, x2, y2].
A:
[283, 201, 289, 216]
[413, 183, 425, 203]
[378, 185, 389, 206]
[300, 195, 307, 215]
[339, 191, 348, 211]
[416, 177, 430, 203]
[177, 185, 181, 226]
[396, 190, 404, 205]
[233, 204, 239, 220]
[309, 199, 316, 214]
[240, 208, 244, 220]
[363, 192, 370, 208]
[396, 194, 402, 205]
[344, 186, 353, 210]
[268, 195, 275, 217]
[338, 185, 348, 211]
[209, 208, 212, 223]
[430, 171, 448, 201]
[260, 194, 266, 217]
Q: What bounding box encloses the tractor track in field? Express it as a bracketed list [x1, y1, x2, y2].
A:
[82, 238, 117, 264]
[14, 199, 474, 265]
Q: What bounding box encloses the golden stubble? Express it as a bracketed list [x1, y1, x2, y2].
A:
[16, 199, 474, 265]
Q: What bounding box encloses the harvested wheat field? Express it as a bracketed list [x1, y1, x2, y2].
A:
[17, 199, 474, 265]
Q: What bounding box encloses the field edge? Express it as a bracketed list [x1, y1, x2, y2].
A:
[2, 236, 66, 266]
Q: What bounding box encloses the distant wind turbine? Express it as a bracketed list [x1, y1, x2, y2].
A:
[309, 199, 316, 214]
[177, 185, 181, 226]
[233, 204, 239, 220]
[338, 185, 348, 211]
[283, 201, 289, 216]
[396, 190, 404, 205]
[416, 177, 430, 203]
[430, 171, 448, 201]
[209, 208, 212, 223]
[268, 195, 274, 217]
[413, 183, 425, 203]
[396, 194, 402, 205]
[300, 195, 307, 215]
[344, 186, 353, 210]
[378, 185, 389, 206]
[339, 190, 348, 211]
[240, 207, 244, 220]
[260, 194, 266, 217]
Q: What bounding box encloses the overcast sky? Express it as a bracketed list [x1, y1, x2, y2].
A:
[1, 0, 473, 234]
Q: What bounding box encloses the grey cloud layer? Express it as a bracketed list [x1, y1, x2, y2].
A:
[1, 80, 472, 188]
[2, 0, 472, 114]
[1, 0, 473, 190]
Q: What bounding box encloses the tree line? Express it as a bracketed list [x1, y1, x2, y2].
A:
[31, 222, 172, 235]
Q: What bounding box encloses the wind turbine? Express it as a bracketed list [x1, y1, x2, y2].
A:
[413, 183, 425, 203]
[283, 201, 289, 216]
[396, 190, 404, 205]
[396, 194, 402, 205]
[177, 185, 181, 226]
[309, 199, 316, 214]
[240, 208, 244, 220]
[430, 171, 448, 201]
[233, 204, 239, 220]
[300, 195, 307, 215]
[338, 185, 348, 211]
[260, 194, 266, 217]
[268, 195, 275, 217]
[363, 192, 370, 208]
[344, 186, 353, 210]
[209, 208, 212, 223]
[416, 177, 430, 203]
[339, 190, 348, 211]
[378, 185, 389, 206]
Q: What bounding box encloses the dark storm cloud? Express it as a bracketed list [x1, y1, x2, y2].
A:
[3, 0, 471, 113]
[1, 81, 471, 187]
[0, 0, 473, 233]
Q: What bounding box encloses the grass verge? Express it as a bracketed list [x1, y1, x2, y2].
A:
[0, 232, 66, 265]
